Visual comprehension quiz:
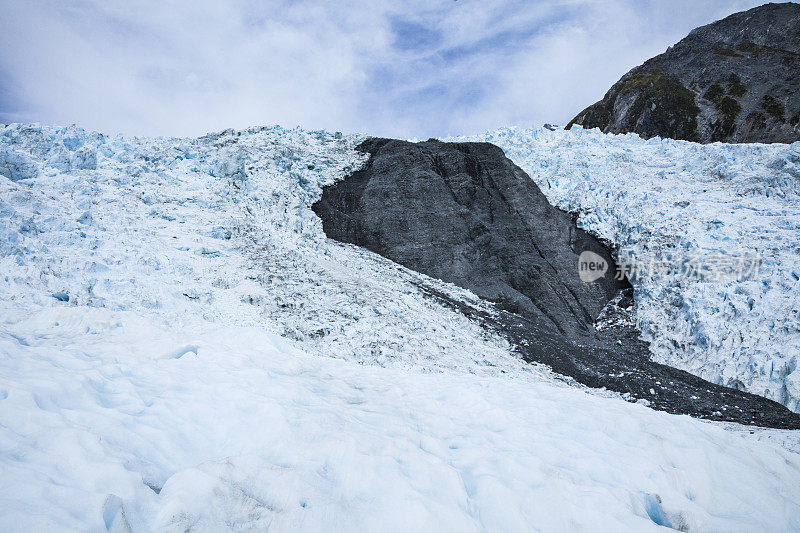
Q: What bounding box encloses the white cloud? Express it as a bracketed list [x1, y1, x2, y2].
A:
[0, 0, 773, 138]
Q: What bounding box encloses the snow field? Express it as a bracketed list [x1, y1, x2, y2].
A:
[1, 306, 799, 532]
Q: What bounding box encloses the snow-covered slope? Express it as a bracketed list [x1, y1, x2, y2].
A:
[3, 307, 800, 532]
[467, 126, 800, 412]
[1, 123, 799, 531]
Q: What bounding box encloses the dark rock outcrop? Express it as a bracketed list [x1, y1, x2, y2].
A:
[313, 137, 628, 340]
[313, 138, 800, 428]
[567, 2, 800, 143]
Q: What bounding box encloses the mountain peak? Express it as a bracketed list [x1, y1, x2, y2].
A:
[567, 2, 800, 143]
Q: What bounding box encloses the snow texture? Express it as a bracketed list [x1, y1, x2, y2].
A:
[465, 126, 800, 412]
[1, 123, 799, 531]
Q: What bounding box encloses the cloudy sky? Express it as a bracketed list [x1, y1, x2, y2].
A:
[0, 0, 773, 138]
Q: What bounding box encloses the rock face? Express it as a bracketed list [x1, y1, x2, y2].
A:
[313, 138, 800, 428]
[313, 137, 628, 340]
[567, 2, 800, 143]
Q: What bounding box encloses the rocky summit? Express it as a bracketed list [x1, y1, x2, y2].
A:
[567, 2, 800, 143]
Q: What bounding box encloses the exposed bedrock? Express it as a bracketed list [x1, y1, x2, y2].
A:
[313, 138, 628, 338]
[313, 138, 800, 428]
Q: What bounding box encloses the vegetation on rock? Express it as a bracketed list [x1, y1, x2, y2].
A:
[566, 3, 800, 143]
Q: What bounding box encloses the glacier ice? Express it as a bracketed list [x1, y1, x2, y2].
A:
[465, 126, 800, 412]
[1, 122, 799, 531]
[0, 123, 536, 378]
[0, 144, 39, 181]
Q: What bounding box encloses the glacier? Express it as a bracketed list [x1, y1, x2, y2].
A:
[467, 126, 800, 412]
[1, 122, 799, 531]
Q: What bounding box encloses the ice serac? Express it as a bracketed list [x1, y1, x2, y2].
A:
[313, 137, 628, 339]
[314, 137, 800, 428]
